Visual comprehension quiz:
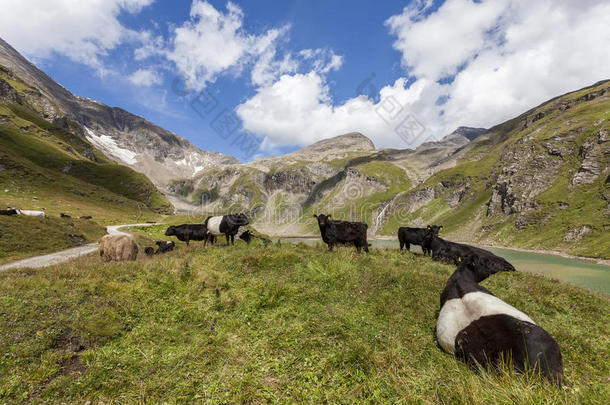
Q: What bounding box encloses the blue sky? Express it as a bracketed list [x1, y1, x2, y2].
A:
[1, 0, 609, 161]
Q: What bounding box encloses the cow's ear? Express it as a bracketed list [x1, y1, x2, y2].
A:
[440, 225, 443, 229]
[313, 214, 317, 218]
[327, 214, 331, 218]
[427, 225, 431, 229]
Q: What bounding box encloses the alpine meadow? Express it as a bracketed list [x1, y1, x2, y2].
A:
[0, 0, 608, 403]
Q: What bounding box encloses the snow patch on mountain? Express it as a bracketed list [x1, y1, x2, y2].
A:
[84, 127, 138, 165]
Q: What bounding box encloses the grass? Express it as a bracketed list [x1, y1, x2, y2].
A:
[0, 216, 106, 264]
[0, 241, 608, 403]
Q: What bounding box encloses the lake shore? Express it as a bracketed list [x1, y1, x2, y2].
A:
[278, 234, 610, 266]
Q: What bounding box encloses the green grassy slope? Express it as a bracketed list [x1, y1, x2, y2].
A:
[0, 243, 607, 403]
[0, 215, 106, 264]
[381, 81, 609, 259]
[0, 68, 172, 222]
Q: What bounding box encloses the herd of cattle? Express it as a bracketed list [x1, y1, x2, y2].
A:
[1, 207, 93, 219]
[3, 207, 564, 384]
[315, 214, 563, 385]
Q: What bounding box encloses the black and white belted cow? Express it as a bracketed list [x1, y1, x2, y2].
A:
[436, 255, 563, 385]
[204, 214, 249, 246]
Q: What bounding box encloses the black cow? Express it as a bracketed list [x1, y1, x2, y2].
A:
[398, 225, 441, 255]
[237, 228, 252, 244]
[424, 231, 515, 277]
[313, 214, 369, 253]
[165, 224, 210, 246]
[436, 255, 563, 385]
[0, 209, 17, 215]
[144, 246, 155, 256]
[60, 213, 71, 218]
[204, 214, 249, 246]
[155, 240, 175, 253]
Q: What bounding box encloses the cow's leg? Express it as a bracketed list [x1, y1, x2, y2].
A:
[399, 241, 404, 250]
[225, 234, 230, 246]
[406, 242, 410, 251]
[231, 234, 235, 245]
[364, 244, 369, 253]
[356, 245, 361, 253]
[186, 239, 190, 246]
[328, 243, 334, 252]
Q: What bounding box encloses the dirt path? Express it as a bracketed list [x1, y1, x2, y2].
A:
[0, 223, 156, 272]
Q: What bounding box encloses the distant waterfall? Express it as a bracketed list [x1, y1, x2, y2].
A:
[373, 202, 391, 234]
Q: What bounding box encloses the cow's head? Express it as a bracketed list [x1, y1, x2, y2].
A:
[313, 214, 331, 227]
[477, 254, 516, 274]
[165, 226, 176, 236]
[426, 224, 442, 237]
[457, 254, 514, 283]
[228, 213, 249, 227]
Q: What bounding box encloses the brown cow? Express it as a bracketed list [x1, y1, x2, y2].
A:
[98, 234, 138, 262]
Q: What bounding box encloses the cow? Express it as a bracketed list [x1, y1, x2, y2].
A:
[155, 240, 175, 253]
[313, 214, 370, 253]
[165, 224, 210, 246]
[98, 234, 138, 262]
[237, 228, 252, 244]
[423, 231, 515, 275]
[16, 209, 45, 218]
[60, 213, 71, 218]
[144, 246, 155, 256]
[204, 214, 249, 246]
[398, 225, 441, 255]
[436, 255, 563, 385]
[0, 209, 17, 215]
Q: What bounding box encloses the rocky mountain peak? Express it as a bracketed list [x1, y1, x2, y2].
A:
[452, 126, 487, 140]
[292, 132, 375, 156]
[0, 36, 238, 188]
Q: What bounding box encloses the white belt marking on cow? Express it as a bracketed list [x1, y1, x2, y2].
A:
[207, 216, 223, 235]
[436, 291, 535, 354]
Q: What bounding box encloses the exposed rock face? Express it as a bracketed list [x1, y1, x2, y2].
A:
[436, 179, 472, 209]
[563, 225, 592, 242]
[452, 126, 487, 141]
[487, 135, 565, 216]
[0, 37, 237, 188]
[571, 129, 609, 186]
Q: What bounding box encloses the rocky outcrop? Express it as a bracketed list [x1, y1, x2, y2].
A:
[487, 136, 564, 216]
[571, 128, 609, 186]
[563, 225, 592, 242]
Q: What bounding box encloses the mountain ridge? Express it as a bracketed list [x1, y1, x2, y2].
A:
[0, 37, 238, 188]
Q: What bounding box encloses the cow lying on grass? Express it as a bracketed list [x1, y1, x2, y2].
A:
[144, 241, 176, 256]
[313, 214, 369, 253]
[98, 234, 138, 262]
[156, 240, 175, 253]
[398, 225, 441, 255]
[436, 255, 563, 385]
[423, 231, 515, 274]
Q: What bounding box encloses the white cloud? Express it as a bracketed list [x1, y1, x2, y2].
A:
[385, 0, 610, 135]
[0, 0, 154, 72]
[128, 68, 162, 86]
[165, 1, 286, 90]
[238, 0, 610, 152]
[237, 72, 441, 150]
